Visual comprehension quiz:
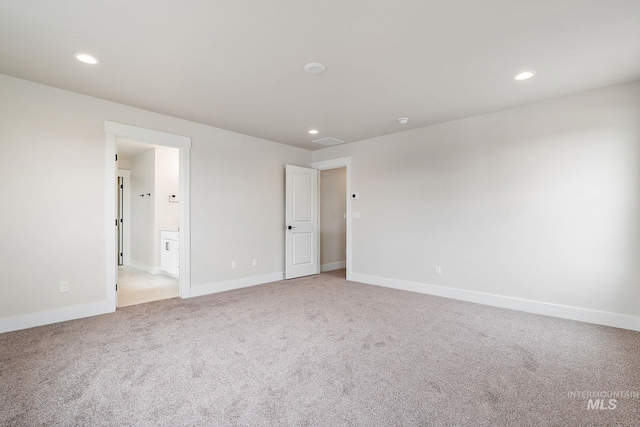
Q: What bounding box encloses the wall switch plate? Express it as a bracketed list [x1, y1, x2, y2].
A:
[231, 261, 237, 270]
[252, 259, 258, 267]
[434, 266, 442, 276]
[60, 281, 69, 293]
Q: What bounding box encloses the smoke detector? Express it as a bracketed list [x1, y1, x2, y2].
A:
[397, 118, 409, 124]
[304, 63, 326, 74]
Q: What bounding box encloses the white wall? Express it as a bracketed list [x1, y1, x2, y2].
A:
[129, 149, 156, 272]
[2, 71, 637, 332]
[313, 81, 640, 320]
[190, 130, 310, 286]
[320, 168, 346, 269]
[126, 145, 179, 273]
[153, 146, 179, 269]
[154, 146, 179, 232]
[0, 74, 309, 324]
[118, 158, 131, 170]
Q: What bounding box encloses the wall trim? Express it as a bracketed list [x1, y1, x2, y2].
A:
[321, 261, 346, 272]
[0, 302, 108, 334]
[190, 272, 284, 298]
[350, 272, 640, 332]
[311, 156, 352, 169]
[104, 121, 191, 148]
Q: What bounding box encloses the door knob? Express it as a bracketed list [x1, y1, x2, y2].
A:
[287, 225, 296, 230]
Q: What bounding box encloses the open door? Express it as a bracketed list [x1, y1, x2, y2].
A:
[285, 165, 319, 279]
[114, 151, 119, 307]
[117, 176, 124, 266]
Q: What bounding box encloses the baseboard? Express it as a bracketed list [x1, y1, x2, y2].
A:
[350, 272, 640, 332]
[190, 272, 285, 298]
[321, 261, 346, 272]
[0, 302, 108, 334]
[129, 260, 161, 275]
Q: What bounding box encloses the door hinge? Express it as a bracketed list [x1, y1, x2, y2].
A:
[120, 252, 123, 257]
[120, 218, 123, 223]
[120, 184, 123, 189]
[115, 154, 118, 161]
[115, 219, 118, 226]
[116, 283, 118, 291]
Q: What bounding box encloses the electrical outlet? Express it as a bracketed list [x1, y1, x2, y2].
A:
[60, 281, 69, 293]
[231, 261, 237, 270]
[434, 266, 442, 276]
[252, 259, 258, 267]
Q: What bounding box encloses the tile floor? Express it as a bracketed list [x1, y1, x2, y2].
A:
[117, 266, 179, 308]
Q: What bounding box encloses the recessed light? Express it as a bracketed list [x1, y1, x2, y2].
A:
[397, 118, 409, 124]
[304, 63, 326, 74]
[514, 71, 535, 81]
[74, 53, 99, 65]
[308, 129, 319, 135]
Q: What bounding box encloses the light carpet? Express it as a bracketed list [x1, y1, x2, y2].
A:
[1, 270, 639, 426]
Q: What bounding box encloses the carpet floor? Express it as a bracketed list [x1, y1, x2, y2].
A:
[1, 270, 639, 426]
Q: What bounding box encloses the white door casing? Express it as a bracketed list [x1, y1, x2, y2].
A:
[311, 156, 353, 281]
[285, 165, 319, 279]
[104, 121, 191, 312]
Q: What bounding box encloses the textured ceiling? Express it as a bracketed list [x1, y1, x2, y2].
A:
[1, 0, 639, 150]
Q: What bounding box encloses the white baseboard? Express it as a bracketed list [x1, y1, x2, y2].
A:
[350, 272, 640, 332]
[190, 272, 284, 298]
[130, 260, 161, 275]
[0, 302, 107, 334]
[321, 261, 346, 272]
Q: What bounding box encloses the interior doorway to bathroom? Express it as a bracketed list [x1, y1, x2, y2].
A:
[116, 138, 180, 307]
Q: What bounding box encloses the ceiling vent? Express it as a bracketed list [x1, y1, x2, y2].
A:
[313, 137, 345, 147]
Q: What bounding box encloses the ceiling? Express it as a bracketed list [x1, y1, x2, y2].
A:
[1, 1, 639, 151]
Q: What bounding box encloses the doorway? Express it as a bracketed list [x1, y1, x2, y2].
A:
[313, 157, 352, 280]
[284, 157, 352, 280]
[319, 167, 347, 278]
[104, 121, 192, 313]
[116, 139, 180, 307]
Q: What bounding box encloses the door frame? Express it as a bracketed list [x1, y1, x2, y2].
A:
[312, 156, 352, 281]
[105, 121, 192, 312]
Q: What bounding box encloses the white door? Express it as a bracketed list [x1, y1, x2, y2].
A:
[117, 177, 124, 266]
[285, 165, 319, 279]
[114, 152, 119, 307]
